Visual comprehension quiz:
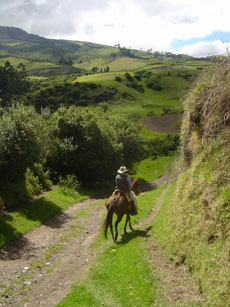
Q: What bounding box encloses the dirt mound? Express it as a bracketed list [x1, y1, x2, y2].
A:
[142, 114, 182, 134]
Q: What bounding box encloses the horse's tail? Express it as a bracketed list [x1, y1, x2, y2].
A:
[104, 196, 119, 239]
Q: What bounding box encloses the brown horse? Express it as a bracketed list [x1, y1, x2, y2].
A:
[104, 178, 141, 242]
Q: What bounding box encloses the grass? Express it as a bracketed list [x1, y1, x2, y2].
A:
[0, 154, 175, 249]
[0, 56, 58, 71]
[139, 127, 166, 141]
[134, 155, 177, 183]
[0, 186, 101, 248]
[75, 72, 123, 82]
[149, 180, 178, 255]
[108, 57, 147, 71]
[57, 185, 169, 307]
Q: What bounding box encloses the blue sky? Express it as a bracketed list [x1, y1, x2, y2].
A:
[171, 31, 230, 50]
[0, 0, 230, 57]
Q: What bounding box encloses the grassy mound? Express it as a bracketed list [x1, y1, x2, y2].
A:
[157, 63, 230, 305]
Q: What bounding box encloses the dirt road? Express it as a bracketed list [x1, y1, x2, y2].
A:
[0, 166, 202, 306]
[0, 198, 106, 306]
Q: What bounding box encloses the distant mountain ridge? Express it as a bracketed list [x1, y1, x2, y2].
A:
[0, 26, 48, 43]
[0, 25, 212, 77]
[0, 25, 105, 62]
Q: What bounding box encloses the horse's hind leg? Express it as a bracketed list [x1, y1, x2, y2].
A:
[110, 222, 115, 242]
[124, 214, 129, 234]
[114, 214, 122, 242]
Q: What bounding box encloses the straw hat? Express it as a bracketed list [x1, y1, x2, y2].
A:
[117, 166, 128, 174]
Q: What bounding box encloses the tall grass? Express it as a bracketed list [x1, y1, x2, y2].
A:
[157, 63, 230, 306]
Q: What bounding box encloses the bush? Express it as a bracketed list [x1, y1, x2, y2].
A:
[147, 111, 156, 117]
[25, 167, 42, 197]
[44, 106, 143, 183]
[0, 197, 5, 215]
[31, 162, 52, 190]
[152, 84, 162, 91]
[134, 74, 141, 81]
[59, 174, 80, 193]
[145, 134, 180, 158]
[124, 72, 133, 82]
[0, 104, 43, 179]
[115, 76, 122, 82]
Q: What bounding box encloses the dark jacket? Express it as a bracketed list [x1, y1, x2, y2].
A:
[115, 174, 131, 193]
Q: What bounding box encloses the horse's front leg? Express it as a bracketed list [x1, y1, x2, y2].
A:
[114, 214, 122, 242]
[124, 214, 129, 234]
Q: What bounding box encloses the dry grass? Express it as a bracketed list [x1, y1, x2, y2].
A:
[159, 62, 230, 305]
[181, 63, 230, 168]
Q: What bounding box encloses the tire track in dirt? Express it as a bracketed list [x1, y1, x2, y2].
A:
[0, 198, 106, 306]
[138, 171, 203, 305]
[0, 162, 202, 306]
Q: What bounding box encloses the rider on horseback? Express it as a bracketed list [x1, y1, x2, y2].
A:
[115, 166, 138, 215]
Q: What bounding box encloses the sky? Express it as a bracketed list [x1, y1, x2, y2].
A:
[1, 0, 230, 57]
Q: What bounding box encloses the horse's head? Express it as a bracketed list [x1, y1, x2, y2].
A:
[131, 178, 141, 195]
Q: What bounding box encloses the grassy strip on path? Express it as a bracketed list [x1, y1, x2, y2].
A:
[134, 154, 177, 184]
[58, 179, 203, 307]
[0, 186, 105, 248]
[57, 184, 170, 307]
[147, 181, 203, 306]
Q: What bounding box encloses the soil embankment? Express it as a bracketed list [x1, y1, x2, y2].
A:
[142, 114, 182, 134]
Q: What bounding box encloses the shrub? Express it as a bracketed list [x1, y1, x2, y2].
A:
[115, 76, 122, 82]
[147, 111, 156, 117]
[44, 106, 143, 183]
[145, 134, 180, 158]
[0, 197, 5, 215]
[0, 104, 43, 179]
[25, 167, 42, 197]
[124, 72, 133, 82]
[59, 174, 80, 193]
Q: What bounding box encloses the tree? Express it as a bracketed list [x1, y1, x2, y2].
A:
[0, 104, 43, 179]
[44, 106, 143, 183]
[92, 66, 99, 73]
[0, 61, 29, 106]
[124, 72, 133, 82]
[104, 66, 110, 72]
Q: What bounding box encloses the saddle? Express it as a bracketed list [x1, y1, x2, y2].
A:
[112, 189, 132, 211]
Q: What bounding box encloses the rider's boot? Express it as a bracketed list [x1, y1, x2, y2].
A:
[130, 201, 138, 215]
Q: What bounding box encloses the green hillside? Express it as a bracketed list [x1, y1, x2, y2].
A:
[0, 25, 213, 209]
[153, 62, 230, 305]
[0, 26, 212, 77]
[1, 25, 230, 306]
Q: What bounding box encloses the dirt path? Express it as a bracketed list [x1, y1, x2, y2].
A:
[138, 183, 203, 305]
[0, 164, 202, 306]
[0, 198, 106, 306]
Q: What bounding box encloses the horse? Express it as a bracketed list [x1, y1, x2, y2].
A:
[104, 178, 141, 242]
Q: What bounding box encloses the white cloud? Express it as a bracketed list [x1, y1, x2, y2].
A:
[176, 41, 229, 58]
[0, 0, 230, 56]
